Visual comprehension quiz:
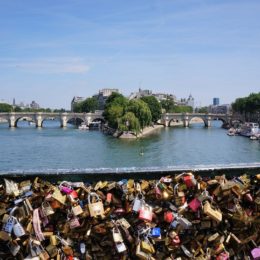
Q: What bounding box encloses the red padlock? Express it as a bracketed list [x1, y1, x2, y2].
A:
[183, 175, 197, 188]
[138, 205, 153, 222]
[69, 190, 78, 199]
[106, 193, 112, 203]
[171, 235, 181, 246]
[164, 211, 174, 223]
[188, 198, 201, 212]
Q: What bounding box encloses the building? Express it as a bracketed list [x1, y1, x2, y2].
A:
[93, 88, 119, 110]
[71, 96, 84, 111]
[213, 98, 220, 106]
[129, 88, 152, 100]
[153, 93, 177, 102]
[176, 94, 195, 110]
[30, 101, 40, 109]
[209, 104, 231, 114]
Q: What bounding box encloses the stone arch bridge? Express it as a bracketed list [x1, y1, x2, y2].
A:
[0, 111, 104, 128]
[161, 113, 242, 127]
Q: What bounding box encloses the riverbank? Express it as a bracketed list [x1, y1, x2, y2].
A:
[119, 124, 164, 139]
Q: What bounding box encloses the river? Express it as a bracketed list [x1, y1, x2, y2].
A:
[0, 120, 259, 172]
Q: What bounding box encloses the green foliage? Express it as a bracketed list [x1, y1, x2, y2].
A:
[73, 97, 98, 113]
[103, 94, 129, 128]
[106, 104, 125, 129]
[118, 112, 140, 135]
[171, 106, 193, 113]
[53, 108, 66, 113]
[127, 99, 152, 129]
[141, 96, 162, 122]
[161, 96, 175, 112]
[82, 97, 98, 113]
[14, 106, 22, 112]
[0, 103, 13, 112]
[232, 92, 260, 113]
[196, 106, 208, 113]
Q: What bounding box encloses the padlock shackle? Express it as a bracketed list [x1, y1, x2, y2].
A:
[10, 206, 19, 217]
[59, 181, 72, 189]
[87, 192, 100, 204]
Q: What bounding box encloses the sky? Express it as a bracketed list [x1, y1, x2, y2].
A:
[0, 0, 259, 109]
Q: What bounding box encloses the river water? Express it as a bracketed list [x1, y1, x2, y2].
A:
[0, 120, 259, 172]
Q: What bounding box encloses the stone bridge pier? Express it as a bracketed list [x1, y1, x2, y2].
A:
[8, 113, 16, 128]
[60, 113, 68, 128]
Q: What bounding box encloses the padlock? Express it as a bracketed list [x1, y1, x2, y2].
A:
[136, 242, 151, 259]
[178, 217, 192, 229]
[50, 235, 58, 246]
[2, 216, 15, 233]
[112, 227, 124, 243]
[132, 194, 144, 212]
[141, 240, 155, 254]
[188, 197, 201, 212]
[4, 179, 20, 196]
[69, 190, 78, 201]
[45, 244, 58, 258]
[216, 251, 230, 260]
[115, 242, 127, 253]
[52, 188, 66, 205]
[69, 217, 80, 229]
[138, 204, 153, 222]
[88, 192, 104, 217]
[151, 227, 161, 238]
[42, 201, 55, 216]
[59, 181, 73, 194]
[72, 204, 83, 216]
[203, 201, 222, 222]
[164, 211, 174, 223]
[106, 193, 112, 203]
[183, 174, 197, 188]
[169, 231, 180, 246]
[8, 240, 21, 256]
[251, 247, 260, 260]
[13, 217, 26, 237]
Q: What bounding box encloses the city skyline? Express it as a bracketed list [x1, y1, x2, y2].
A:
[0, 0, 260, 109]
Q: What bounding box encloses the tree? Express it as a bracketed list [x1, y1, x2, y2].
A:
[127, 99, 152, 129]
[81, 97, 98, 113]
[118, 112, 141, 135]
[161, 96, 175, 112]
[103, 93, 129, 128]
[171, 106, 193, 113]
[14, 106, 22, 112]
[196, 107, 208, 113]
[141, 96, 162, 122]
[232, 92, 260, 113]
[0, 103, 12, 112]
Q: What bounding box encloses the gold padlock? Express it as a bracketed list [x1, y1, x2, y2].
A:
[50, 235, 58, 246]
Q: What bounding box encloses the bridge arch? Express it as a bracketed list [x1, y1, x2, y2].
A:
[188, 116, 207, 127]
[168, 118, 181, 127]
[14, 116, 35, 127]
[40, 115, 61, 128]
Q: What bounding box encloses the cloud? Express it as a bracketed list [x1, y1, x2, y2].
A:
[0, 57, 90, 74]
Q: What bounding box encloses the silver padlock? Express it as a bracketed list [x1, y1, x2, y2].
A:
[2, 216, 15, 233]
[13, 217, 26, 237]
[115, 242, 127, 253]
[132, 194, 144, 212]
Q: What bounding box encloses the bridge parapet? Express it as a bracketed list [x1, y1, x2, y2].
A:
[0, 111, 105, 128]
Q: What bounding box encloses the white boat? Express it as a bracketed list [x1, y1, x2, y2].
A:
[78, 123, 89, 130]
[28, 121, 36, 126]
[240, 122, 259, 137]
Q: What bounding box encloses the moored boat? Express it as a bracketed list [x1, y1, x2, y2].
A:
[78, 123, 89, 130]
[239, 122, 259, 137]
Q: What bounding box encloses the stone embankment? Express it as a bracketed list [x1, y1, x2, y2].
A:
[119, 124, 164, 139]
